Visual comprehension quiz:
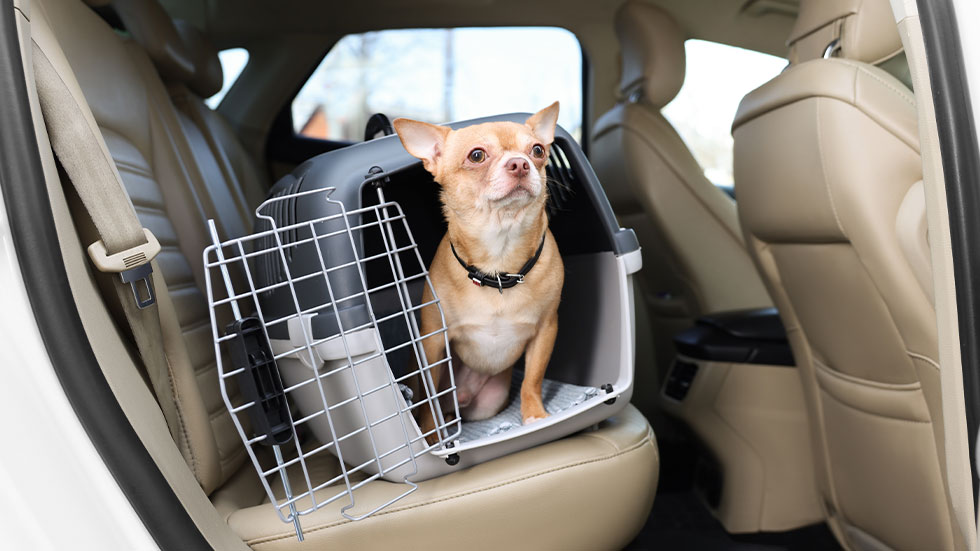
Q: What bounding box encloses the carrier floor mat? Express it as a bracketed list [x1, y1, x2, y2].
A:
[458, 372, 600, 443]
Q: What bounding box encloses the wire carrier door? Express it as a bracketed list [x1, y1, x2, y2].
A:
[205, 185, 460, 541]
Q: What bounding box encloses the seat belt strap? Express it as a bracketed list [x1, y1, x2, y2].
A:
[31, 43, 179, 441]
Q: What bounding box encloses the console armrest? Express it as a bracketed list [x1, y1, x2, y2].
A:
[673, 308, 795, 366]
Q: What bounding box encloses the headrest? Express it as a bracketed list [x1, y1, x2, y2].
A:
[111, 0, 194, 83]
[173, 20, 224, 98]
[614, 1, 686, 107]
[788, 0, 902, 64]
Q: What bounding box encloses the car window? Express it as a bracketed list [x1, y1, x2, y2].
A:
[292, 27, 584, 142]
[204, 48, 250, 109]
[662, 40, 786, 192]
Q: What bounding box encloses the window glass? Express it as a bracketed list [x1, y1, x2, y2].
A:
[205, 48, 250, 109]
[662, 40, 786, 191]
[292, 28, 583, 142]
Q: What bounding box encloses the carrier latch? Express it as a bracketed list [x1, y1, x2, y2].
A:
[601, 383, 617, 405]
[87, 227, 161, 309]
[226, 317, 294, 447]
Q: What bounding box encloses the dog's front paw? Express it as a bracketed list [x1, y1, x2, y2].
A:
[521, 407, 549, 425]
[423, 431, 441, 447]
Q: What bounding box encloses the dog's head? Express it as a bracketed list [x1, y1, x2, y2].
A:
[393, 102, 559, 214]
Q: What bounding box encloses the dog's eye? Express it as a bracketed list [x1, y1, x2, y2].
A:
[468, 149, 486, 163]
[531, 144, 545, 159]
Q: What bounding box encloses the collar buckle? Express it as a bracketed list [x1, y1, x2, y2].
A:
[451, 233, 545, 293]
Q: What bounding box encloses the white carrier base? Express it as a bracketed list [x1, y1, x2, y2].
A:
[271, 249, 640, 482]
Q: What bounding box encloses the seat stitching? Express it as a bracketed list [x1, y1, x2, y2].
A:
[862, 69, 915, 106]
[165, 354, 199, 478]
[246, 433, 655, 545]
[907, 350, 941, 370]
[836, 59, 915, 107]
[812, 358, 921, 390]
[814, 98, 848, 238]
[735, 62, 919, 153]
[819, 383, 931, 424]
[815, 219, 931, 396]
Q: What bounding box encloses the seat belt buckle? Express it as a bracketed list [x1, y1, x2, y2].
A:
[87, 228, 162, 309]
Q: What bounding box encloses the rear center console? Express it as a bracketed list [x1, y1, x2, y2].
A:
[665, 308, 793, 402]
[660, 308, 822, 534]
[673, 307, 795, 367]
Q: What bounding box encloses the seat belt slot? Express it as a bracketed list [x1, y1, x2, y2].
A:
[119, 263, 156, 309]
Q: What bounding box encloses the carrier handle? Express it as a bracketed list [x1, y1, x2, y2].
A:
[365, 113, 395, 141]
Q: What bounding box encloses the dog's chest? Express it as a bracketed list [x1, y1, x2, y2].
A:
[446, 305, 537, 374]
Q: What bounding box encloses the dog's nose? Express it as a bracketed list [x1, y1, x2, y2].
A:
[505, 157, 530, 177]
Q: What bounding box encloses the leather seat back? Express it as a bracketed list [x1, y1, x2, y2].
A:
[168, 19, 269, 211]
[592, 1, 772, 375]
[732, 0, 957, 548]
[33, 0, 250, 494]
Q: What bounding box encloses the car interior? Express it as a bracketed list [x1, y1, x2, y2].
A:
[4, 0, 978, 549]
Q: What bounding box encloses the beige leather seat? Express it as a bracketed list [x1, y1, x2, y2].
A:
[28, 0, 659, 548]
[168, 18, 269, 210]
[732, 0, 958, 548]
[592, 1, 772, 377]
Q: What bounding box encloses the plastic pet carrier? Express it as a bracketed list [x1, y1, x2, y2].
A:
[204, 113, 642, 540]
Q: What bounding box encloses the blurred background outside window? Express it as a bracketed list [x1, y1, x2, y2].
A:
[205, 48, 249, 109]
[292, 27, 584, 142]
[662, 40, 786, 192]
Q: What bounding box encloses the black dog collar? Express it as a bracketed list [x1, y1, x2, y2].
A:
[450, 233, 546, 294]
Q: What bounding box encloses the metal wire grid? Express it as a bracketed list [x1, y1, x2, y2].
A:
[204, 186, 460, 540]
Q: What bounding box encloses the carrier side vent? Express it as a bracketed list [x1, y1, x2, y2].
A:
[256, 176, 304, 285]
[546, 143, 575, 218]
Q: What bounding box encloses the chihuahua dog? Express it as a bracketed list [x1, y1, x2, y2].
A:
[394, 103, 564, 443]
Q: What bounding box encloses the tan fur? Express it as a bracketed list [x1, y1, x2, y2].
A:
[394, 103, 564, 444]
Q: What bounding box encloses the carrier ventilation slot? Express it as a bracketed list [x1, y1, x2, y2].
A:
[546, 143, 575, 218]
[256, 176, 304, 285]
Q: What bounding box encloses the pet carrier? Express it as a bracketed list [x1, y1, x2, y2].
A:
[204, 113, 642, 539]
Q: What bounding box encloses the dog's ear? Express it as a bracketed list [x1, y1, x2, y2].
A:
[525, 101, 560, 145]
[393, 118, 451, 174]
